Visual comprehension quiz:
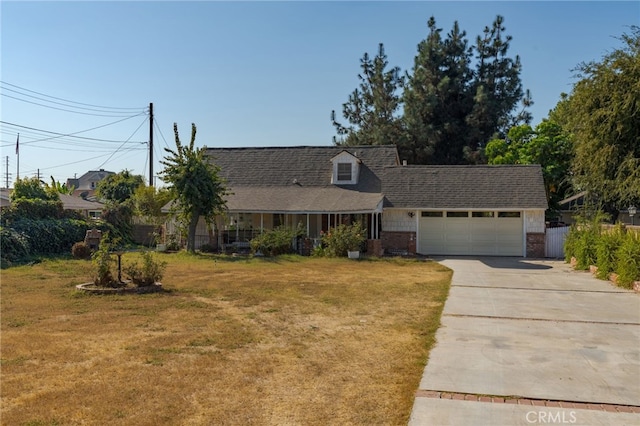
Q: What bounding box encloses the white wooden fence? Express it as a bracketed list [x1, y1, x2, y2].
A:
[545, 226, 570, 258]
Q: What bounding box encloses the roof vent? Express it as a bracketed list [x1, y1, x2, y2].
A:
[402, 160, 407, 166]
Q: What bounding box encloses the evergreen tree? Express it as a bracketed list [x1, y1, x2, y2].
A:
[466, 15, 530, 153]
[403, 17, 473, 164]
[331, 43, 404, 148]
[332, 15, 530, 165]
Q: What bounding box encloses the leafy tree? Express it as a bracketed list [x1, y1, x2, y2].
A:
[561, 26, 640, 219]
[132, 185, 173, 226]
[11, 176, 59, 201]
[331, 43, 405, 148]
[96, 170, 144, 204]
[485, 121, 573, 215]
[160, 123, 228, 253]
[93, 170, 143, 243]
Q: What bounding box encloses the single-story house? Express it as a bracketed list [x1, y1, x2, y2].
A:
[165, 145, 548, 257]
[0, 188, 104, 219]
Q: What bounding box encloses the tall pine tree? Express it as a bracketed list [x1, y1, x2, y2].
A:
[332, 15, 530, 165]
[331, 43, 404, 147]
[403, 17, 473, 164]
[466, 15, 530, 154]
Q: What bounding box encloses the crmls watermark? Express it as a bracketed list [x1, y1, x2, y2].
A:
[525, 410, 577, 424]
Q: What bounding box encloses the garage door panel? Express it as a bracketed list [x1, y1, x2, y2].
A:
[419, 215, 523, 256]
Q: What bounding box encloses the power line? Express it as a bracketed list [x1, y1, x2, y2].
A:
[1, 93, 143, 117]
[96, 116, 149, 170]
[1, 86, 146, 116]
[0, 116, 147, 146]
[153, 118, 172, 150]
[0, 81, 144, 111]
[21, 152, 119, 174]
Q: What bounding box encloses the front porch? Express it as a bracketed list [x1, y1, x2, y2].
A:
[171, 211, 383, 254]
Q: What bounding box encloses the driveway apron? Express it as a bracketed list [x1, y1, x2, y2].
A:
[409, 257, 640, 426]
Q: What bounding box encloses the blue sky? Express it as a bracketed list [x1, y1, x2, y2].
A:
[1, 1, 638, 186]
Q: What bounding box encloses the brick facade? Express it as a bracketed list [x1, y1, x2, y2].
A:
[526, 232, 545, 258]
[380, 231, 416, 255]
[367, 239, 384, 257]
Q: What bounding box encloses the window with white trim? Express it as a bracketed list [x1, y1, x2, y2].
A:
[337, 163, 352, 181]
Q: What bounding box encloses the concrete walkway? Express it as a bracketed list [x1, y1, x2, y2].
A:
[409, 257, 640, 426]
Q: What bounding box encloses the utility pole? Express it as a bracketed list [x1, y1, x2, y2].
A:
[16, 133, 19, 181]
[4, 156, 10, 188]
[149, 102, 154, 187]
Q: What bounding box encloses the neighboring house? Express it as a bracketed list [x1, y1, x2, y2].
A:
[557, 191, 587, 225]
[66, 169, 114, 200]
[164, 145, 548, 257]
[58, 194, 104, 219]
[0, 188, 11, 210]
[0, 189, 104, 218]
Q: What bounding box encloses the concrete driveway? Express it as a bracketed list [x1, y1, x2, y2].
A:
[409, 257, 640, 426]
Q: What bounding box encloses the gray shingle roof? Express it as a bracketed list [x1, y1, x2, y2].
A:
[381, 165, 548, 209]
[205, 146, 398, 212]
[226, 186, 383, 213]
[201, 146, 547, 213]
[206, 145, 399, 193]
[59, 194, 104, 211]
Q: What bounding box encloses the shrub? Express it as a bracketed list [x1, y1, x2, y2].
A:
[101, 203, 134, 244]
[10, 218, 90, 256]
[4, 198, 64, 220]
[595, 224, 624, 280]
[563, 224, 579, 262]
[321, 222, 366, 258]
[165, 234, 181, 251]
[91, 237, 119, 288]
[199, 243, 216, 253]
[250, 224, 305, 256]
[71, 241, 93, 259]
[125, 251, 166, 286]
[615, 231, 640, 288]
[565, 213, 606, 270]
[0, 227, 30, 263]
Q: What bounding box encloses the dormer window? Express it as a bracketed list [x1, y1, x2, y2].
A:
[330, 150, 360, 185]
[337, 163, 352, 181]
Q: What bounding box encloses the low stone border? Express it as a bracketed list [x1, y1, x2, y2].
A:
[571, 257, 640, 293]
[75, 282, 164, 295]
[415, 390, 640, 413]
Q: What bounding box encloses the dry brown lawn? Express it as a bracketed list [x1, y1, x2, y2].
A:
[1, 253, 451, 426]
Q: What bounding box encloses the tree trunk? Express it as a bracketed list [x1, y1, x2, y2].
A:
[186, 211, 200, 253]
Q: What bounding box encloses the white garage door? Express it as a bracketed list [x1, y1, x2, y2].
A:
[418, 211, 523, 256]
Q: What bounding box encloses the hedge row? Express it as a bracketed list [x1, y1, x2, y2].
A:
[0, 218, 115, 265]
[565, 222, 640, 288]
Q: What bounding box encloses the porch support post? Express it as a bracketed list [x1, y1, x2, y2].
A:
[236, 214, 239, 241]
[306, 214, 310, 237]
[371, 212, 376, 240]
[260, 213, 264, 234]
